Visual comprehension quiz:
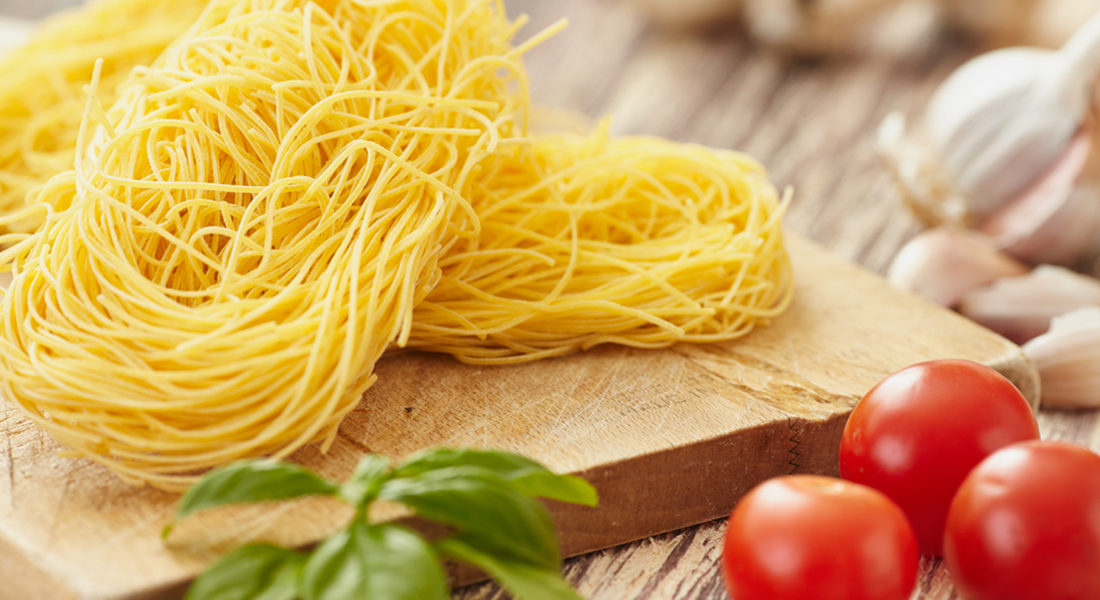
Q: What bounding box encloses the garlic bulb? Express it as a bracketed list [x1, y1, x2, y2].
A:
[629, 0, 740, 29]
[881, 11, 1100, 227]
[924, 48, 1084, 219]
[1022, 306, 1100, 408]
[960, 265, 1100, 344]
[887, 227, 1028, 307]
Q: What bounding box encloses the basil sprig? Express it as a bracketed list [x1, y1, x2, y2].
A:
[166, 448, 598, 600]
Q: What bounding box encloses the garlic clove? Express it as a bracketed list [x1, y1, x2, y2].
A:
[959, 265, 1100, 344]
[925, 48, 1051, 165]
[887, 227, 1029, 308]
[979, 123, 1100, 265]
[1053, 9, 1100, 106]
[1022, 306, 1100, 408]
[629, 0, 740, 30]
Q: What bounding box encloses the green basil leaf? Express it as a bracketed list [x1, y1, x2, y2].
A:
[300, 521, 448, 600]
[509, 472, 598, 507]
[339, 455, 391, 508]
[393, 448, 598, 506]
[393, 448, 547, 479]
[379, 466, 560, 570]
[437, 537, 586, 600]
[184, 543, 304, 600]
[167, 460, 340, 535]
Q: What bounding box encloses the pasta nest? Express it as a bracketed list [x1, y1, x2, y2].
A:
[0, 0, 792, 490]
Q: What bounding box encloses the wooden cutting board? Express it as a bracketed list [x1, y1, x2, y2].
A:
[0, 234, 1037, 600]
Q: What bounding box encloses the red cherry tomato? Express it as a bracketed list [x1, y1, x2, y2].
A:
[839, 359, 1039, 555]
[722, 475, 918, 600]
[944, 441, 1100, 600]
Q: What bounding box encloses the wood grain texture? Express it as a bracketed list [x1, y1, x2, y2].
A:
[0, 1, 1090, 599]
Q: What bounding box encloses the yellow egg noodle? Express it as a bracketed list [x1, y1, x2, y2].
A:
[0, 0, 535, 490]
[0, 0, 210, 234]
[407, 122, 792, 363]
[0, 0, 793, 489]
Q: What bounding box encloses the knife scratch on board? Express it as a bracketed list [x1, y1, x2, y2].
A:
[548, 358, 625, 437]
[556, 379, 614, 441]
[547, 385, 575, 431]
[487, 377, 582, 437]
[731, 396, 762, 429]
[496, 390, 558, 423]
[653, 361, 684, 433]
[786, 337, 801, 375]
[0, 412, 42, 512]
[90, 506, 169, 557]
[671, 344, 776, 392]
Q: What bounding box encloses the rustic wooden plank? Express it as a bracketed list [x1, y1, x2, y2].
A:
[0, 1, 1089, 600]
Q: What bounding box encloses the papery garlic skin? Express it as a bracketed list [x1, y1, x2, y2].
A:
[960, 266, 1100, 344]
[878, 112, 969, 226]
[887, 227, 1028, 307]
[1023, 306, 1100, 408]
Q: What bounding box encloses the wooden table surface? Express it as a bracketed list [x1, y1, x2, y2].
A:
[4, 1, 1100, 599]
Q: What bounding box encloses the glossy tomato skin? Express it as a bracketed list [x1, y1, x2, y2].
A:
[839, 359, 1039, 555]
[722, 475, 919, 600]
[944, 441, 1100, 600]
